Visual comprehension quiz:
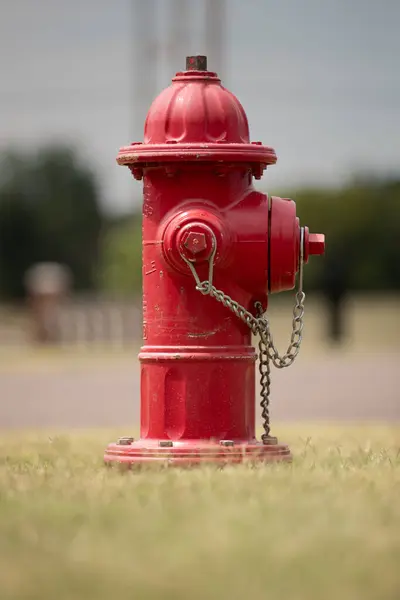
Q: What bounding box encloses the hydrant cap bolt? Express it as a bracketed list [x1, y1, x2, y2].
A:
[183, 231, 208, 255]
[186, 55, 207, 71]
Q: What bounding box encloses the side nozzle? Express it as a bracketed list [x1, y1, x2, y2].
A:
[304, 228, 325, 263]
[308, 233, 325, 256]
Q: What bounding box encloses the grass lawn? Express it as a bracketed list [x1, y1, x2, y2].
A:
[0, 426, 399, 600]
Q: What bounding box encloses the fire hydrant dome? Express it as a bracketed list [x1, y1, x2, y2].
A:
[117, 56, 277, 167]
[144, 71, 250, 144]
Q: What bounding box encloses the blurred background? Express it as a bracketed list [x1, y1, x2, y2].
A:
[0, 0, 399, 429]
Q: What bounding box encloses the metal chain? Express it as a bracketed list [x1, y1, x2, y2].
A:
[257, 333, 273, 441]
[180, 227, 306, 443]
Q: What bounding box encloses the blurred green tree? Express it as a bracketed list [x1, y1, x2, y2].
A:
[293, 178, 400, 291]
[0, 146, 103, 299]
[100, 214, 142, 295]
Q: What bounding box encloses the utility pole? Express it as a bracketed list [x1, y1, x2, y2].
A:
[205, 0, 226, 76]
[167, 0, 190, 73]
[132, 0, 159, 139]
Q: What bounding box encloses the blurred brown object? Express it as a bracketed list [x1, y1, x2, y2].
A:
[24, 263, 71, 344]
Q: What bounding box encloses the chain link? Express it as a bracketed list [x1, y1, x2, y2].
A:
[257, 334, 273, 441]
[180, 227, 306, 443]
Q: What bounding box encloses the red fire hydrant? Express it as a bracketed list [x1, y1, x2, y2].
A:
[104, 56, 325, 466]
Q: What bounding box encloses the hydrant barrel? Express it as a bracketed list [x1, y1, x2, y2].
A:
[104, 56, 325, 466]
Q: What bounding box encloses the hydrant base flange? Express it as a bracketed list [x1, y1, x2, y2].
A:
[104, 439, 292, 467]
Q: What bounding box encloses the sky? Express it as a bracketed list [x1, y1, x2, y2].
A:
[0, 0, 399, 214]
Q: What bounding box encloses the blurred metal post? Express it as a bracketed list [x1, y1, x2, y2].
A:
[205, 0, 226, 75]
[167, 0, 189, 73]
[132, 0, 160, 138]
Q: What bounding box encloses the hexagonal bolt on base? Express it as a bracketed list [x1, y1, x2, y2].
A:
[117, 437, 134, 445]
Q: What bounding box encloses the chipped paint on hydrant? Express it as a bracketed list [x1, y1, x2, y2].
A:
[104, 56, 325, 467]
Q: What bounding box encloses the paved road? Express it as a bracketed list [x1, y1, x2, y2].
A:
[0, 352, 398, 430]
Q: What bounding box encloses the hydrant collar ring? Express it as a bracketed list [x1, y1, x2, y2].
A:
[117, 143, 278, 167]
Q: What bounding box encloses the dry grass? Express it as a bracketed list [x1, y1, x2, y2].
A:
[0, 426, 399, 600]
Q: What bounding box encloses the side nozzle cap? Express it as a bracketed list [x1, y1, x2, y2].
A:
[308, 233, 325, 256]
[304, 229, 325, 263]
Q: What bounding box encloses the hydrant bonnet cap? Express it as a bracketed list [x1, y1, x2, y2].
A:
[117, 55, 277, 168]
